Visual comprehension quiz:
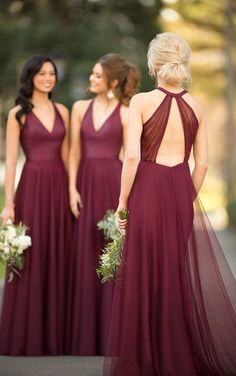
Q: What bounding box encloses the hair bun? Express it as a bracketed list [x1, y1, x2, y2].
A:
[97, 54, 140, 106]
[147, 32, 191, 88]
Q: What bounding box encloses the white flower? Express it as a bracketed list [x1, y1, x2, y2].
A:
[11, 238, 20, 247]
[3, 245, 10, 254]
[0, 221, 31, 281]
[5, 225, 17, 240]
[18, 235, 32, 250]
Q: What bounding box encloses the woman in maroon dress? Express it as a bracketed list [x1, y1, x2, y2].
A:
[66, 54, 140, 355]
[0, 55, 72, 355]
[105, 33, 236, 375]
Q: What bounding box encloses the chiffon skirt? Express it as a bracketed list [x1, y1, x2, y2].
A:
[66, 158, 122, 355]
[104, 160, 236, 376]
[0, 159, 72, 355]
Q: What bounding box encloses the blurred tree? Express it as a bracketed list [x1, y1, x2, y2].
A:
[160, 0, 236, 207]
[0, 0, 162, 111]
[0, 0, 162, 160]
[225, 0, 235, 203]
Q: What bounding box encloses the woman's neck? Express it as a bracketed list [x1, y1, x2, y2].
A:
[95, 93, 119, 107]
[157, 82, 183, 93]
[31, 91, 51, 108]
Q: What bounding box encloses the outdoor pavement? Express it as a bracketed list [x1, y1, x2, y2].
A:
[0, 225, 235, 376]
[0, 356, 103, 376]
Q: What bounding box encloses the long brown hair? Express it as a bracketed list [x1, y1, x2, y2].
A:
[15, 55, 58, 126]
[97, 53, 140, 106]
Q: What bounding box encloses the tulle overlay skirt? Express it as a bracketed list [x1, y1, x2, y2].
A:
[0, 159, 73, 355]
[104, 160, 236, 376]
[66, 158, 122, 355]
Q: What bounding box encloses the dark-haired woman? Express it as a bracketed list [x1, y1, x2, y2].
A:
[0, 56, 72, 355]
[66, 54, 140, 355]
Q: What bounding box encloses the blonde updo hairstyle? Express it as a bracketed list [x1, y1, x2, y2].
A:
[147, 33, 191, 89]
[97, 53, 140, 106]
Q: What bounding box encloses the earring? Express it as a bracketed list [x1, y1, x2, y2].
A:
[106, 89, 115, 99]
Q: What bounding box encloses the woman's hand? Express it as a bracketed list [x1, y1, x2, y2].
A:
[69, 189, 83, 218]
[0, 206, 15, 224]
[115, 205, 128, 231]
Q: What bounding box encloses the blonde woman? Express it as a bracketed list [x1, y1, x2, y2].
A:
[104, 33, 236, 375]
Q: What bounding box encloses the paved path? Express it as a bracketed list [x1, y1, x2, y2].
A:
[0, 356, 103, 376]
[0, 226, 235, 376]
[216, 226, 236, 278]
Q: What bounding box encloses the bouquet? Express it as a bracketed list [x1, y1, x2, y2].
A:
[96, 209, 128, 283]
[0, 220, 32, 282]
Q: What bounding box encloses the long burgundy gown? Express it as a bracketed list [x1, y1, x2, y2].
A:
[0, 103, 72, 355]
[104, 87, 236, 376]
[66, 100, 123, 355]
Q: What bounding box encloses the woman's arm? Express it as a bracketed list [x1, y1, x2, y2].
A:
[192, 103, 208, 193]
[56, 103, 70, 171]
[118, 105, 129, 161]
[1, 108, 20, 223]
[68, 100, 89, 218]
[116, 95, 143, 228]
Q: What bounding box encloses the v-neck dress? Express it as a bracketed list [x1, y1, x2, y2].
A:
[0, 103, 73, 355]
[66, 99, 122, 355]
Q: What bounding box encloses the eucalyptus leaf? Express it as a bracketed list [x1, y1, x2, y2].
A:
[97, 209, 128, 283]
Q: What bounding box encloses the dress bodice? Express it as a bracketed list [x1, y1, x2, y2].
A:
[80, 100, 122, 159]
[20, 103, 66, 161]
[141, 87, 199, 163]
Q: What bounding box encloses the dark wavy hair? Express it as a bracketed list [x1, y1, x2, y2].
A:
[15, 55, 58, 126]
[97, 53, 140, 106]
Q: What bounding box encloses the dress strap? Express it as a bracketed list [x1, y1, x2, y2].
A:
[157, 87, 187, 97]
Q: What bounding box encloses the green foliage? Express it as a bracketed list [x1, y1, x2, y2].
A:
[0, 221, 31, 282]
[0, 0, 162, 113]
[161, 0, 236, 97]
[0, 262, 5, 279]
[97, 209, 128, 283]
[97, 210, 121, 242]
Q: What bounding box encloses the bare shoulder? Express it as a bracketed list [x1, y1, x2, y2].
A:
[183, 93, 205, 124]
[7, 105, 22, 125]
[72, 99, 92, 120]
[130, 90, 159, 107]
[54, 102, 69, 118]
[192, 97, 205, 122]
[8, 105, 21, 118]
[129, 92, 148, 106]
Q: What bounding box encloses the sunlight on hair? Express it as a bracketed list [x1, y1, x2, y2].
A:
[147, 32, 191, 88]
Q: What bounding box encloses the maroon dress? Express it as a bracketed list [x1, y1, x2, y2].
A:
[0, 103, 72, 355]
[104, 88, 236, 376]
[66, 100, 123, 355]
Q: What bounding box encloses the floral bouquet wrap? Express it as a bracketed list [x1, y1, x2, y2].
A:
[0, 220, 32, 281]
[97, 209, 128, 283]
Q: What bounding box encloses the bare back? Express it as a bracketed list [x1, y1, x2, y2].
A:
[140, 87, 199, 167]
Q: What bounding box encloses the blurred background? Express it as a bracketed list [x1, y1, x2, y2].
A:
[0, 0, 235, 229]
